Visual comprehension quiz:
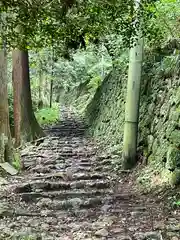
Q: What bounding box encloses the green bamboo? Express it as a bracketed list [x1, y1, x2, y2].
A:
[123, 0, 144, 169]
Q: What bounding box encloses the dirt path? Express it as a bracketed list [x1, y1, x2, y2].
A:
[0, 109, 179, 239]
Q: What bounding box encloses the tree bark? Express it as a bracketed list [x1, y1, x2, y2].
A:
[0, 49, 14, 163]
[38, 59, 44, 109]
[12, 49, 45, 147]
[122, 0, 144, 169]
[49, 78, 53, 108]
[50, 48, 54, 108]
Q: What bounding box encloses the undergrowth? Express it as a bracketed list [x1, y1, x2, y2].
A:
[35, 103, 59, 126]
[12, 151, 21, 171]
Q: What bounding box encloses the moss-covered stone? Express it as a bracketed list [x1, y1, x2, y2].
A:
[166, 146, 180, 171]
[169, 169, 180, 186]
[169, 130, 180, 148]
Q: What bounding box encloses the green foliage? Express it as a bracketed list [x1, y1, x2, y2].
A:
[170, 196, 180, 208]
[12, 151, 21, 171]
[19, 236, 37, 240]
[144, 0, 180, 46]
[54, 44, 112, 91]
[175, 200, 180, 206]
[103, 34, 126, 60]
[35, 104, 59, 126]
[158, 53, 180, 77]
[87, 76, 102, 90]
[1, 0, 162, 51]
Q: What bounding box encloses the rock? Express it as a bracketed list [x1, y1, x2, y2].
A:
[153, 221, 165, 230]
[0, 162, 18, 175]
[111, 227, 124, 234]
[95, 229, 109, 237]
[69, 197, 82, 208]
[101, 204, 111, 212]
[119, 235, 132, 240]
[128, 226, 138, 232]
[28, 219, 40, 227]
[0, 203, 13, 217]
[0, 177, 8, 185]
[134, 231, 163, 240]
[46, 217, 58, 225]
[62, 237, 72, 240]
[171, 237, 179, 240]
[41, 209, 52, 216]
[167, 223, 180, 232]
[167, 232, 177, 237]
[9, 222, 16, 228]
[41, 223, 50, 230]
[49, 231, 59, 237]
[131, 211, 144, 217]
[83, 239, 95, 240]
[36, 198, 52, 207]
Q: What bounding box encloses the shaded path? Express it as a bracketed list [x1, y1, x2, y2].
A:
[0, 108, 179, 239]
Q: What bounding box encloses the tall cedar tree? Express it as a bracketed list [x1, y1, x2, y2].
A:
[12, 49, 45, 146]
[0, 48, 14, 162]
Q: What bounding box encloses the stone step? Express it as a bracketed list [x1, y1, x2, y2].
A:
[16, 189, 114, 202]
[110, 206, 151, 216]
[51, 130, 85, 133]
[56, 153, 94, 158]
[24, 160, 107, 171]
[53, 134, 85, 138]
[0, 204, 104, 219]
[79, 158, 93, 163]
[96, 159, 112, 166]
[51, 123, 83, 126]
[29, 165, 56, 173]
[14, 179, 112, 193]
[29, 172, 111, 181]
[56, 143, 87, 147]
[36, 196, 114, 210]
[77, 162, 93, 167]
[26, 166, 111, 177]
[50, 127, 86, 131]
[56, 139, 86, 143]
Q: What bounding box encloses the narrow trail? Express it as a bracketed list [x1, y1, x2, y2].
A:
[0, 108, 179, 240]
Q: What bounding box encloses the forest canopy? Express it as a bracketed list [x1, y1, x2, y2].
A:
[0, 0, 163, 50]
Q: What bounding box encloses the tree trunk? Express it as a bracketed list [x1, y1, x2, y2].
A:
[12, 49, 45, 146]
[49, 78, 53, 108]
[0, 49, 14, 163]
[122, 0, 144, 169]
[38, 59, 43, 109]
[50, 48, 54, 108]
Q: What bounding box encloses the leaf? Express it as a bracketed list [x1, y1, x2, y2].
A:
[175, 200, 180, 206]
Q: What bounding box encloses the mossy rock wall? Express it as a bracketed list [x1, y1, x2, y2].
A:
[85, 58, 180, 187]
[85, 68, 127, 153]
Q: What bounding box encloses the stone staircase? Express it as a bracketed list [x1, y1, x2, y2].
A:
[0, 108, 179, 239]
